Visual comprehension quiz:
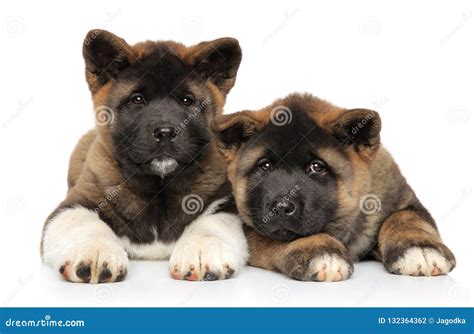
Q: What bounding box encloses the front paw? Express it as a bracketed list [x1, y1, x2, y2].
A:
[386, 245, 455, 276]
[56, 238, 129, 283]
[169, 212, 248, 281]
[169, 234, 246, 281]
[283, 248, 353, 282]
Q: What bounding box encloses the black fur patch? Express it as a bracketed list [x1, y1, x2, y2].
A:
[243, 107, 341, 241]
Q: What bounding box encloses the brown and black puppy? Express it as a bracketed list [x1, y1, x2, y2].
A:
[212, 93, 455, 282]
[40, 30, 248, 283]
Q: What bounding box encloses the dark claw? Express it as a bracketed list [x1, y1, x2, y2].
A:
[203, 271, 219, 281]
[99, 267, 112, 283]
[76, 263, 92, 282]
[116, 269, 127, 282]
[289, 269, 305, 281]
[392, 268, 401, 275]
[225, 268, 235, 279]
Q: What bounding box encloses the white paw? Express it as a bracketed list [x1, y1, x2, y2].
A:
[42, 207, 129, 283]
[58, 238, 129, 283]
[307, 253, 352, 282]
[391, 247, 453, 276]
[169, 212, 248, 281]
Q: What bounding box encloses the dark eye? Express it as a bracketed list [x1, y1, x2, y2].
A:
[182, 94, 195, 106]
[257, 159, 272, 173]
[130, 93, 146, 105]
[309, 159, 326, 174]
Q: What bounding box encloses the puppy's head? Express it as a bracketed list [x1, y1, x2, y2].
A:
[83, 29, 241, 178]
[212, 93, 381, 242]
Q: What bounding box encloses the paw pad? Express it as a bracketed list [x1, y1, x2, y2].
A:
[224, 264, 235, 279]
[184, 265, 199, 281]
[76, 261, 92, 282]
[307, 254, 352, 282]
[389, 247, 454, 277]
[56, 242, 128, 284]
[203, 271, 219, 281]
[98, 267, 112, 283]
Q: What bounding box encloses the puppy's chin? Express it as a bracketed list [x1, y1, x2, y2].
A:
[149, 157, 179, 178]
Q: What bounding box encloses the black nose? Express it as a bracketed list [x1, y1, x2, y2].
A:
[153, 127, 176, 141]
[271, 200, 297, 217]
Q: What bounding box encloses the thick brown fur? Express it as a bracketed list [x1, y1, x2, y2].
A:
[41, 29, 242, 283]
[212, 93, 455, 280]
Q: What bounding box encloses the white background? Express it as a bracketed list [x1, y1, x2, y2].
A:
[0, 0, 472, 307]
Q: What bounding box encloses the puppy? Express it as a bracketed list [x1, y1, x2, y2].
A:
[40, 29, 248, 283]
[212, 93, 455, 282]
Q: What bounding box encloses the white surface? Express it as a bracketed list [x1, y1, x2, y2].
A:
[1, 0, 473, 307]
[2, 261, 471, 307]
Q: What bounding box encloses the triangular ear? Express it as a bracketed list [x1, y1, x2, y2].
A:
[211, 111, 260, 162]
[187, 38, 242, 95]
[329, 108, 381, 152]
[83, 29, 135, 93]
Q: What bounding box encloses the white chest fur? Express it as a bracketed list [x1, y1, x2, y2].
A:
[120, 236, 175, 260]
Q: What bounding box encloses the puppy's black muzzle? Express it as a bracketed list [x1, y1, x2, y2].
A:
[153, 127, 176, 142]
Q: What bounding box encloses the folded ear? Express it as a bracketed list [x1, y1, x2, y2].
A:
[187, 38, 242, 95]
[83, 29, 135, 92]
[211, 111, 260, 161]
[329, 108, 381, 153]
